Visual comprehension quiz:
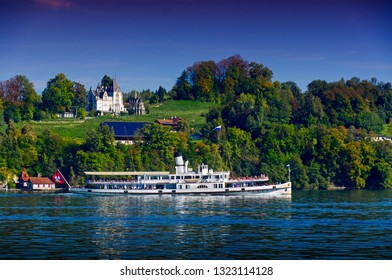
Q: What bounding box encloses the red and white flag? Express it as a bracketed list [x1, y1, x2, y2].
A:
[51, 170, 66, 184]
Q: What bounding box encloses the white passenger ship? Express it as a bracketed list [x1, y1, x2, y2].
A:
[71, 153, 291, 196]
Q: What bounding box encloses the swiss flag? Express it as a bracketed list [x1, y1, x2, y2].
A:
[51, 170, 65, 184]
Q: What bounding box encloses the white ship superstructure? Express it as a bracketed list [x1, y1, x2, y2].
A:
[71, 152, 291, 196]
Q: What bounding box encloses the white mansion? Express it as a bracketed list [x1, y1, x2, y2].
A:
[86, 79, 126, 114]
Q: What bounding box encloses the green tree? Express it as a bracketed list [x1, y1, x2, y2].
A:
[156, 86, 167, 103]
[171, 71, 192, 100]
[224, 93, 256, 130]
[0, 121, 23, 173]
[42, 73, 74, 114]
[101, 75, 113, 89]
[342, 141, 375, 189]
[356, 111, 384, 133]
[83, 124, 116, 154]
[36, 129, 65, 176]
[226, 127, 259, 176]
[135, 123, 181, 171]
[0, 99, 4, 126]
[19, 124, 38, 168]
[77, 108, 87, 119]
[72, 82, 87, 108]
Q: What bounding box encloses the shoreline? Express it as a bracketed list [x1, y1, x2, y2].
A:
[0, 188, 68, 194]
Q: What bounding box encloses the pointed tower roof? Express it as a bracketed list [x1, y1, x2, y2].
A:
[112, 79, 121, 92]
[20, 169, 30, 181]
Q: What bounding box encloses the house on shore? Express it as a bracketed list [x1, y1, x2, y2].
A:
[18, 169, 55, 190]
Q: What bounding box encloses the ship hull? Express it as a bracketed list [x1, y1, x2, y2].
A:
[71, 182, 291, 196]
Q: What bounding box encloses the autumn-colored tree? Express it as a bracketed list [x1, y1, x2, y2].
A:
[0, 75, 40, 121]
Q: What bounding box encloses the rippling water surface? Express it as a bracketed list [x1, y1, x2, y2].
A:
[1, 190, 392, 259]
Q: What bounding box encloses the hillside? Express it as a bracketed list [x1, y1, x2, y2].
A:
[2, 55, 392, 190]
[23, 100, 214, 142]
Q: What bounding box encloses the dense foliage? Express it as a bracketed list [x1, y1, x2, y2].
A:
[1, 55, 392, 189]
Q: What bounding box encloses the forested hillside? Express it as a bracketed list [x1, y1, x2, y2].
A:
[1, 55, 392, 189]
[171, 55, 392, 189]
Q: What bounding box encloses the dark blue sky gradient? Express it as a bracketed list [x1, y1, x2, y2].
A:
[1, 0, 391, 92]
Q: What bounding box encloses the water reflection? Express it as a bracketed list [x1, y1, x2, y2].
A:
[1, 191, 392, 259]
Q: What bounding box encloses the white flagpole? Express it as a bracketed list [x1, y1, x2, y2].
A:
[57, 169, 72, 190]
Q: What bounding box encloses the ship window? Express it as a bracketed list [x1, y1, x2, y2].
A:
[214, 184, 217, 188]
[197, 185, 208, 189]
[179, 185, 182, 189]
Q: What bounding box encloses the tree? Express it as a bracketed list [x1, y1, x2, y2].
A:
[19, 124, 38, 168]
[135, 123, 181, 171]
[156, 86, 167, 103]
[188, 60, 220, 101]
[77, 108, 87, 119]
[355, 111, 384, 133]
[72, 82, 87, 108]
[0, 121, 23, 173]
[36, 129, 65, 176]
[301, 93, 328, 126]
[0, 99, 4, 126]
[226, 127, 259, 176]
[83, 124, 116, 154]
[171, 71, 192, 100]
[341, 141, 375, 189]
[42, 73, 74, 114]
[367, 141, 392, 189]
[101, 75, 113, 89]
[224, 93, 256, 130]
[0, 75, 40, 121]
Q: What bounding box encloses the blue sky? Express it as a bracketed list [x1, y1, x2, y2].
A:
[0, 0, 391, 93]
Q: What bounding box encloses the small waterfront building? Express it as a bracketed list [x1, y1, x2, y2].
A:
[28, 177, 56, 190]
[86, 79, 126, 115]
[18, 169, 55, 190]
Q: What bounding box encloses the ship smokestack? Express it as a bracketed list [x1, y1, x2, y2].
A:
[174, 152, 185, 174]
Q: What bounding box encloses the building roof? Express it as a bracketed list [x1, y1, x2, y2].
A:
[20, 169, 30, 181]
[112, 79, 121, 92]
[29, 177, 55, 184]
[156, 117, 182, 126]
[102, 121, 149, 139]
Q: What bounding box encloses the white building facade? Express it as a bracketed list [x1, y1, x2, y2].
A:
[87, 79, 126, 114]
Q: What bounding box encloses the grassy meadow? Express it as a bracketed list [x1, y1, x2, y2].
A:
[22, 100, 215, 143]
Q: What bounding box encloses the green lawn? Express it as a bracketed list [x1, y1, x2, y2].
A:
[23, 100, 215, 142]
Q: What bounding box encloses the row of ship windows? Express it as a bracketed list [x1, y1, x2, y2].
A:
[172, 175, 227, 180]
[178, 184, 224, 189]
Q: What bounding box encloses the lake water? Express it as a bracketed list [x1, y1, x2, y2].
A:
[1, 190, 392, 260]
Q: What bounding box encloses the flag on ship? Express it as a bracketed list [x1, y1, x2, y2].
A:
[51, 170, 66, 184]
[214, 125, 222, 131]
